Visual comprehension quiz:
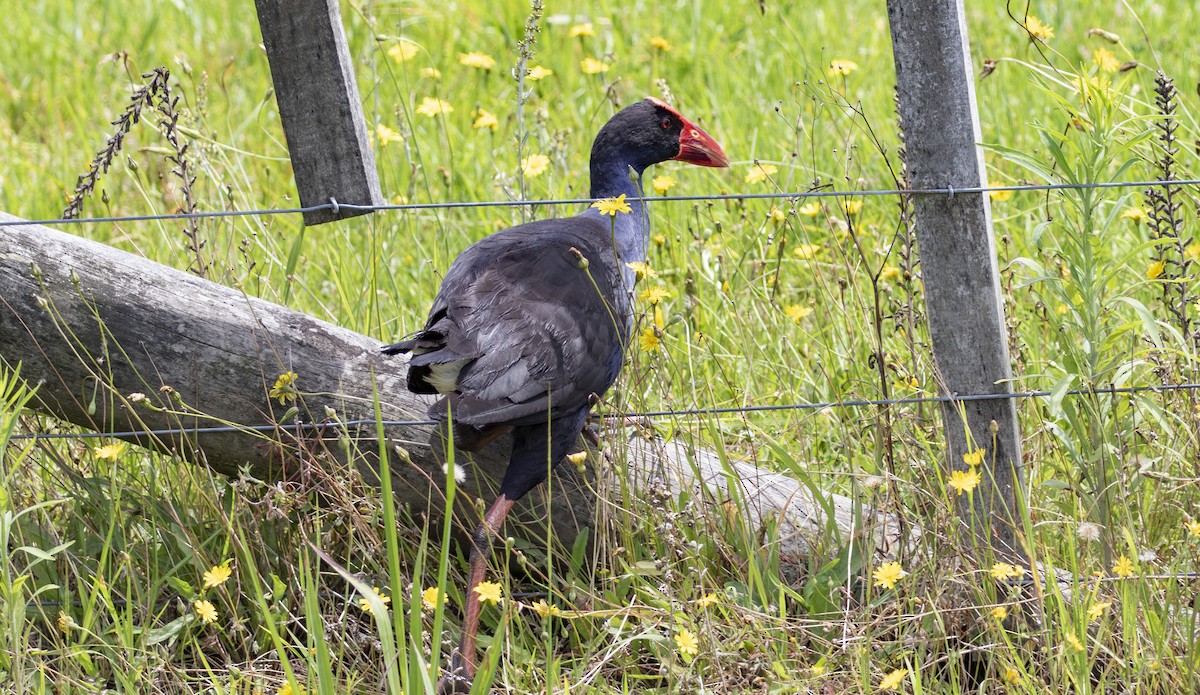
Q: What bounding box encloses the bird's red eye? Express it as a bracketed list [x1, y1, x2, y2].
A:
[661, 117, 672, 129]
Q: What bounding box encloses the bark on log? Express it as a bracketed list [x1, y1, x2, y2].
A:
[0, 212, 902, 568]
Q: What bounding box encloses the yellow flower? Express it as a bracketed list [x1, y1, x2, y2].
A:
[194, 599, 218, 624]
[626, 261, 656, 280]
[1120, 206, 1148, 222]
[1147, 260, 1166, 280]
[872, 561, 907, 590]
[1186, 243, 1200, 260]
[1024, 15, 1055, 42]
[1093, 47, 1120, 72]
[1003, 668, 1021, 684]
[202, 563, 232, 589]
[649, 36, 673, 52]
[57, 611, 76, 633]
[990, 606, 1009, 620]
[1111, 555, 1135, 578]
[695, 592, 720, 608]
[962, 448, 985, 467]
[374, 124, 404, 146]
[1064, 632, 1084, 652]
[879, 668, 908, 691]
[828, 59, 858, 77]
[592, 193, 633, 217]
[269, 371, 298, 405]
[569, 22, 595, 38]
[639, 286, 672, 305]
[989, 562, 1025, 581]
[416, 97, 454, 117]
[674, 627, 699, 660]
[565, 451, 587, 466]
[989, 188, 1013, 202]
[580, 57, 609, 74]
[526, 65, 553, 81]
[785, 304, 813, 322]
[358, 586, 392, 612]
[474, 580, 503, 605]
[277, 682, 304, 695]
[1186, 519, 1200, 537]
[530, 599, 562, 618]
[1087, 601, 1111, 622]
[768, 207, 787, 224]
[798, 201, 822, 217]
[420, 67, 441, 80]
[387, 40, 419, 63]
[794, 243, 820, 260]
[841, 199, 863, 216]
[948, 468, 982, 495]
[521, 153, 551, 178]
[652, 175, 677, 195]
[638, 327, 661, 352]
[421, 586, 444, 610]
[652, 234, 666, 247]
[458, 52, 496, 70]
[472, 109, 499, 131]
[93, 442, 127, 461]
[745, 163, 778, 185]
[880, 264, 902, 281]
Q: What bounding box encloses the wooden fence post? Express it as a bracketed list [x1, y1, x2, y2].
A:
[887, 0, 1025, 555]
[255, 0, 384, 225]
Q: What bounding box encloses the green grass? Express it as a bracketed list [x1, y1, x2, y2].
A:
[4, 0, 1200, 692]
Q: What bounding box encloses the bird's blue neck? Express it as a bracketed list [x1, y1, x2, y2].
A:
[583, 163, 651, 290]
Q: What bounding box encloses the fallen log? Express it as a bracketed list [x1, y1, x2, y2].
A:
[0, 211, 902, 568]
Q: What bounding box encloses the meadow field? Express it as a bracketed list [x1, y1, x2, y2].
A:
[3, 0, 1200, 692]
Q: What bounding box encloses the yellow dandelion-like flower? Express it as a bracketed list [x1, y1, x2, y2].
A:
[592, 193, 633, 217]
[1147, 260, 1166, 280]
[745, 163, 778, 185]
[948, 468, 982, 495]
[798, 201, 822, 217]
[989, 562, 1025, 581]
[1186, 243, 1200, 260]
[1120, 206, 1148, 222]
[989, 188, 1013, 202]
[472, 109, 499, 131]
[828, 59, 858, 77]
[674, 627, 699, 660]
[652, 175, 677, 195]
[358, 586, 392, 612]
[879, 668, 908, 691]
[387, 40, 420, 63]
[696, 592, 720, 608]
[626, 261, 656, 280]
[872, 561, 907, 590]
[841, 199, 863, 216]
[1003, 668, 1021, 684]
[521, 153, 551, 178]
[785, 304, 813, 322]
[420, 67, 441, 80]
[269, 371, 298, 405]
[93, 442, 127, 461]
[526, 65, 553, 81]
[565, 451, 587, 466]
[880, 264, 902, 282]
[811, 661, 827, 676]
[652, 234, 666, 247]
[1186, 519, 1200, 537]
[649, 36, 673, 51]
[374, 124, 404, 146]
[990, 606, 1009, 620]
[638, 327, 661, 352]
[768, 207, 787, 224]
[639, 286, 672, 305]
[1093, 47, 1120, 72]
[962, 448, 986, 467]
[277, 682, 304, 695]
[194, 599, 218, 624]
[202, 563, 232, 589]
[1087, 601, 1111, 622]
[1064, 632, 1085, 652]
[1024, 15, 1055, 43]
[474, 580, 503, 605]
[794, 243, 820, 260]
[530, 599, 562, 618]
[421, 586, 444, 610]
[1112, 555, 1135, 578]
[57, 611, 76, 634]
[569, 22, 596, 38]
[580, 57, 609, 74]
[458, 52, 496, 70]
[415, 97, 454, 117]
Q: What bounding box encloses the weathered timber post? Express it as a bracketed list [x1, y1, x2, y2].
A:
[254, 0, 384, 225]
[887, 0, 1024, 554]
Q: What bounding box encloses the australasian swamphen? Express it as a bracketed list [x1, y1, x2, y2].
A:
[383, 97, 727, 691]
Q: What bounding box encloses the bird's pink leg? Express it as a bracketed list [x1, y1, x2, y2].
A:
[438, 493, 516, 694]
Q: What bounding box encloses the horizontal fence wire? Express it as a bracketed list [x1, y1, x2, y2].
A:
[3, 177, 1200, 229]
[10, 382, 1200, 442]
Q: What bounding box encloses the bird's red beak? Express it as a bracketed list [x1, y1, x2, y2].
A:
[646, 97, 729, 168]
